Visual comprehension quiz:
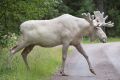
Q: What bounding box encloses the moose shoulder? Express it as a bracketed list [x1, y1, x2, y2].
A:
[9, 11, 114, 76]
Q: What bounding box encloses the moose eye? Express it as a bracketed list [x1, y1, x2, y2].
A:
[94, 27, 99, 30]
[96, 20, 99, 22]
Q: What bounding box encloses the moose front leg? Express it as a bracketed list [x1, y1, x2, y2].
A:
[74, 44, 96, 75]
[60, 43, 69, 76]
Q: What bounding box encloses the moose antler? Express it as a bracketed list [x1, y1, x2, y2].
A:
[94, 11, 114, 27]
[82, 13, 94, 25]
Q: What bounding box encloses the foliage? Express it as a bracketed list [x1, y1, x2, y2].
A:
[0, 33, 17, 47]
[75, 0, 95, 17]
[105, 0, 120, 37]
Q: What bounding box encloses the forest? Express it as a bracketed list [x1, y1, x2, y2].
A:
[0, 0, 120, 47]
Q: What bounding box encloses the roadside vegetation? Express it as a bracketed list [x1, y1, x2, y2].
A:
[82, 38, 120, 44]
[0, 46, 62, 80]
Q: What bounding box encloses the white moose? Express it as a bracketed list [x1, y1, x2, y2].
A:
[9, 11, 113, 76]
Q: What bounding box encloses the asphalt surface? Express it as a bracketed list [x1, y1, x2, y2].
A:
[52, 42, 120, 80]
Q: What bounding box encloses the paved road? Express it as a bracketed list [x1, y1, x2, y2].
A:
[52, 42, 120, 80]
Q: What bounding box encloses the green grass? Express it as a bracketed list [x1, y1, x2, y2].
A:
[0, 46, 64, 80]
[107, 37, 120, 42]
[82, 37, 120, 44]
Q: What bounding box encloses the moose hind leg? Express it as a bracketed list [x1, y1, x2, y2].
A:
[74, 44, 96, 75]
[21, 45, 34, 70]
[8, 42, 29, 67]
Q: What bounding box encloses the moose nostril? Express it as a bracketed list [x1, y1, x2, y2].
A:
[100, 38, 107, 43]
[102, 38, 107, 43]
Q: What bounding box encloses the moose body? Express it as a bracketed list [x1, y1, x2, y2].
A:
[9, 11, 113, 76]
[20, 14, 89, 47]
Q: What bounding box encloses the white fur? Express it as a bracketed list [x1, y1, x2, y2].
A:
[20, 14, 92, 47]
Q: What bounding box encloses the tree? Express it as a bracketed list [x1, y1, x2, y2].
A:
[62, 0, 95, 16]
[105, 0, 120, 37]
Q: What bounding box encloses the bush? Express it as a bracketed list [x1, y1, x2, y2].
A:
[0, 33, 17, 47]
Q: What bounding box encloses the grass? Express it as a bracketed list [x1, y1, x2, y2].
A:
[107, 37, 120, 42]
[0, 46, 64, 80]
[82, 37, 120, 44]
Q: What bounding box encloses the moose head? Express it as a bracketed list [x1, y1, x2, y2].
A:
[82, 11, 114, 43]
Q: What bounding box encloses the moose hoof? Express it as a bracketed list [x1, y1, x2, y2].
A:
[90, 69, 96, 75]
[62, 73, 68, 76]
[60, 71, 68, 76]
